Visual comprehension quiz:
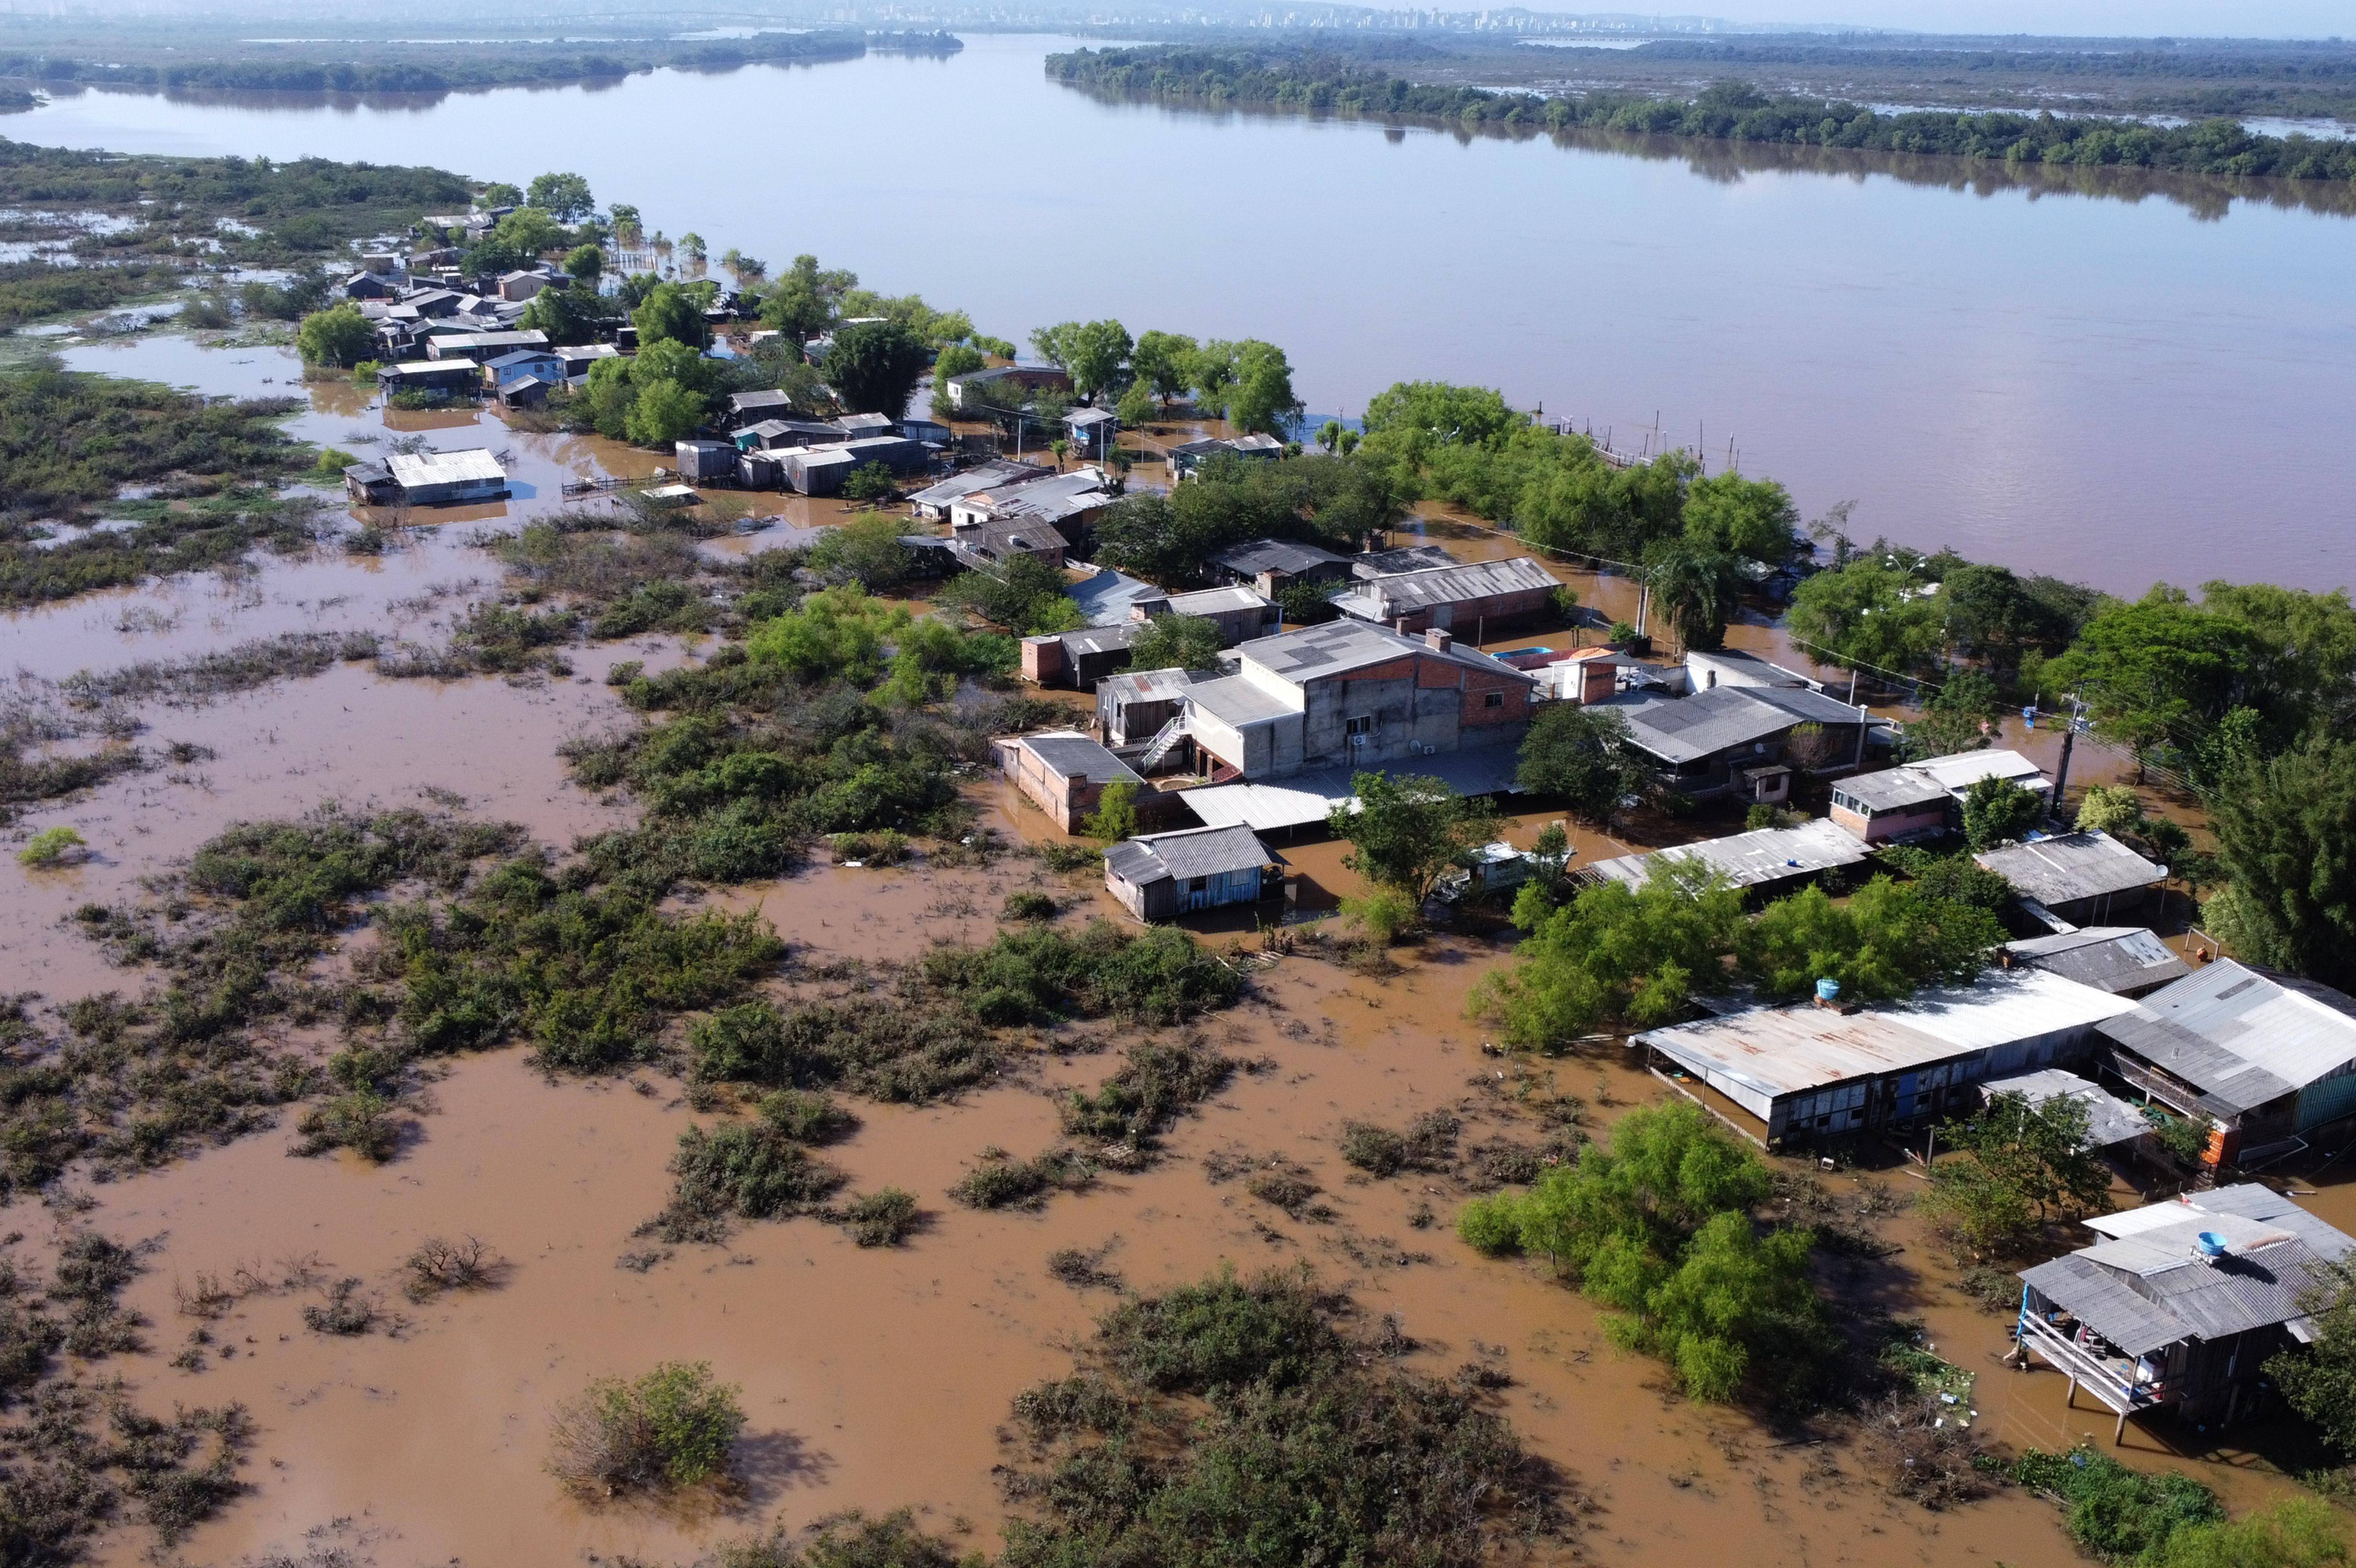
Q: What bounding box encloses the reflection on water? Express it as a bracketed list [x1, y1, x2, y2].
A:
[8, 33, 2356, 594]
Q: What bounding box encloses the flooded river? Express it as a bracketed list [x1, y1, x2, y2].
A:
[8, 33, 2355, 595]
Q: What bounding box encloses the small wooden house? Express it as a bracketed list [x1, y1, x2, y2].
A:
[1104, 825, 1283, 922]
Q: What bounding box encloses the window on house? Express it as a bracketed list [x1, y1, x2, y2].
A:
[1344, 715, 1373, 736]
[1484, 691, 1505, 709]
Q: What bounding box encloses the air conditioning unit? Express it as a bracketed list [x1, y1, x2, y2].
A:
[1349, 734, 1369, 747]
[1422, 743, 1438, 755]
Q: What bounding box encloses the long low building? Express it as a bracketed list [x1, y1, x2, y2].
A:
[1329, 555, 1560, 635]
[1976, 830, 2167, 928]
[1640, 968, 2139, 1148]
[1583, 817, 1869, 900]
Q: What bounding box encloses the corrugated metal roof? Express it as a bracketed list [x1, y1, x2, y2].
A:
[1913, 748, 2050, 796]
[1640, 969, 2138, 1100]
[1833, 765, 1952, 813]
[2024, 1187, 2354, 1353]
[1034, 623, 1138, 659]
[1105, 824, 1275, 886]
[1167, 585, 1269, 617]
[2101, 959, 2356, 1111]
[2007, 927, 2190, 996]
[384, 448, 505, 487]
[1101, 666, 1202, 704]
[1981, 1068, 2151, 1148]
[1331, 556, 1559, 618]
[1974, 831, 2163, 906]
[1185, 674, 1297, 729]
[1587, 817, 1868, 891]
[1236, 619, 1536, 688]
[1212, 538, 1346, 577]
[1615, 685, 1867, 766]
[1181, 745, 1523, 832]
[1352, 544, 1458, 578]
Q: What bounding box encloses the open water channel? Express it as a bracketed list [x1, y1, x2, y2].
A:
[8, 32, 2355, 595]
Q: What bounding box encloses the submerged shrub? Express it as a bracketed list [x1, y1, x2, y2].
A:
[16, 826, 86, 867]
[836, 1188, 919, 1248]
[547, 1360, 745, 1498]
[950, 1148, 1094, 1210]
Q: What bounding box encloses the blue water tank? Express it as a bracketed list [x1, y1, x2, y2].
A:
[2196, 1231, 2229, 1258]
[1815, 978, 1842, 1002]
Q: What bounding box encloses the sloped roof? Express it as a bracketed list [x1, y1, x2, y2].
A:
[1911, 748, 2051, 796]
[384, 448, 504, 488]
[1980, 1068, 2151, 1148]
[1974, 831, 2163, 906]
[1211, 538, 1347, 577]
[2100, 958, 2356, 1113]
[1835, 765, 1952, 814]
[1104, 824, 1275, 886]
[1331, 555, 1559, 618]
[1166, 585, 1269, 617]
[1587, 817, 1868, 891]
[1615, 685, 1868, 766]
[2007, 927, 2190, 996]
[2022, 1186, 2355, 1354]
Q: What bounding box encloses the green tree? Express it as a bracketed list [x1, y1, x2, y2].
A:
[1131, 329, 1199, 407]
[1084, 780, 1140, 842]
[625, 378, 707, 446]
[1516, 703, 1643, 827]
[1460, 1100, 1826, 1403]
[1328, 771, 1500, 902]
[1360, 381, 1521, 448]
[1900, 668, 2001, 761]
[1962, 774, 2046, 851]
[1646, 542, 1745, 652]
[2269, 1258, 2356, 1459]
[2203, 734, 2356, 989]
[563, 243, 603, 283]
[608, 203, 641, 242]
[1115, 376, 1156, 431]
[2156, 1499, 2349, 1568]
[936, 555, 1083, 635]
[547, 1360, 743, 1496]
[841, 462, 897, 502]
[677, 231, 708, 264]
[296, 304, 374, 367]
[1786, 551, 1947, 675]
[1474, 860, 1745, 1045]
[2076, 783, 2146, 837]
[1741, 877, 2004, 1002]
[806, 512, 914, 591]
[478, 181, 523, 207]
[1129, 613, 1223, 672]
[1030, 318, 1132, 402]
[934, 341, 987, 382]
[1683, 470, 1799, 562]
[1923, 1091, 2112, 1257]
[758, 253, 855, 344]
[633, 283, 707, 349]
[517, 285, 608, 347]
[1223, 339, 1302, 436]
[524, 171, 594, 221]
[719, 247, 767, 284]
[825, 319, 930, 417]
[2044, 588, 2253, 778]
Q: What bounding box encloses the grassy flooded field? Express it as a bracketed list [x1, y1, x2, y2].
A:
[0, 328, 2316, 1568]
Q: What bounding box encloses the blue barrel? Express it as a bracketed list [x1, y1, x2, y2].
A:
[1815, 977, 1842, 1003]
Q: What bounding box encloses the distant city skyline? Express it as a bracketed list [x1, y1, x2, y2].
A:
[1603, 0, 2353, 37]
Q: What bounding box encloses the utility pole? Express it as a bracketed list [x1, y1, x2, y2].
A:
[2051, 693, 2087, 814]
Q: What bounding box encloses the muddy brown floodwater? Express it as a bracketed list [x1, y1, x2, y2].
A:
[0, 334, 2298, 1568]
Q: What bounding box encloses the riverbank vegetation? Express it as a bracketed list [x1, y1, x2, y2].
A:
[0, 29, 957, 104]
[1048, 48, 2356, 186]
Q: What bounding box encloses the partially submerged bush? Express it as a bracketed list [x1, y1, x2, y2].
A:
[1060, 1037, 1236, 1150]
[404, 1236, 498, 1301]
[2013, 1444, 2224, 1563]
[300, 1278, 377, 1336]
[663, 1117, 846, 1236]
[1002, 890, 1056, 921]
[547, 1360, 745, 1499]
[836, 1188, 919, 1248]
[1863, 1391, 1988, 1508]
[998, 1266, 1554, 1566]
[690, 997, 997, 1105]
[16, 825, 86, 867]
[1339, 1109, 1460, 1177]
[290, 1089, 398, 1162]
[950, 1148, 1094, 1210]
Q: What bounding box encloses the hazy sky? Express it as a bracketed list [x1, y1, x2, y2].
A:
[1677, 0, 2356, 37]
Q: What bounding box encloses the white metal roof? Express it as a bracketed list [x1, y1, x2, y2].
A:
[2103, 959, 2356, 1109]
[384, 448, 505, 487]
[1588, 817, 1867, 891]
[1913, 748, 2051, 796]
[1166, 585, 1269, 617]
[1975, 831, 2165, 906]
[1640, 968, 2138, 1102]
[1981, 1068, 2150, 1148]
